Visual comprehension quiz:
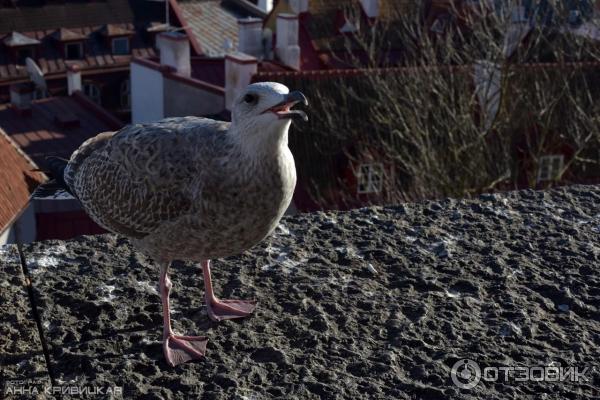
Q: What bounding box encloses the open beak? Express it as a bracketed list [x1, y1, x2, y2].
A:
[264, 91, 309, 122]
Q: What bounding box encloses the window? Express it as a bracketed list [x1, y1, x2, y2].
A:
[111, 37, 129, 55]
[537, 155, 564, 182]
[83, 83, 101, 105]
[357, 163, 384, 194]
[16, 48, 33, 64]
[65, 42, 83, 59]
[120, 79, 130, 109]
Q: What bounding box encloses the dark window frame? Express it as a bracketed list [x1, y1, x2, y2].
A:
[65, 42, 83, 60]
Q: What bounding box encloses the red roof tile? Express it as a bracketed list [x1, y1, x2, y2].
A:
[51, 28, 87, 42]
[0, 0, 167, 82]
[0, 129, 46, 234]
[0, 24, 159, 82]
[101, 24, 135, 37]
[175, 0, 266, 57]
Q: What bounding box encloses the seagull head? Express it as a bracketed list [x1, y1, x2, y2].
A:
[231, 82, 308, 143]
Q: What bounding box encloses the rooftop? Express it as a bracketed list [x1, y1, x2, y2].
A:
[0, 0, 164, 33]
[2, 31, 40, 47]
[0, 92, 122, 169]
[136, 55, 291, 91]
[0, 0, 165, 82]
[0, 128, 45, 234]
[176, 0, 265, 57]
[1, 185, 599, 398]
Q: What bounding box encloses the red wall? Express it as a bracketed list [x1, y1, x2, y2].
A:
[36, 211, 106, 241]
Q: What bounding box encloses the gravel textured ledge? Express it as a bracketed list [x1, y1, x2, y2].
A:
[0, 246, 50, 395]
[1, 185, 600, 399]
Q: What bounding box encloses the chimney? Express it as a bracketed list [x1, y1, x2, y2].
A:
[157, 32, 191, 77]
[67, 64, 82, 95]
[360, 0, 379, 18]
[238, 18, 263, 58]
[225, 52, 258, 111]
[10, 82, 34, 114]
[257, 0, 273, 13]
[276, 13, 300, 70]
[288, 0, 308, 14]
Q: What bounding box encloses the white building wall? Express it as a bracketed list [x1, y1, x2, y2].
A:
[157, 33, 192, 77]
[0, 225, 14, 245]
[225, 53, 258, 111]
[131, 62, 165, 124]
[276, 14, 301, 69]
[0, 203, 37, 245]
[164, 78, 224, 117]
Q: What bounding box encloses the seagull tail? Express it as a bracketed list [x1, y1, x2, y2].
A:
[42, 156, 75, 196]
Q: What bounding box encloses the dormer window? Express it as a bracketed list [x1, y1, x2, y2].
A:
[101, 24, 134, 55]
[112, 37, 130, 55]
[3, 32, 40, 64]
[65, 42, 83, 59]
[52, 28, 87, 59]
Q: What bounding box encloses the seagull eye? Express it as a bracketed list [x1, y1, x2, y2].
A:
[243, 93, 258, 105]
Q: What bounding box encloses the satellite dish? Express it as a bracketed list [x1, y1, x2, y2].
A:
[25, 57, 47, 91]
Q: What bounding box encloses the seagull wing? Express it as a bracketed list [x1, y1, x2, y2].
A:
[65, 117, 230, 239]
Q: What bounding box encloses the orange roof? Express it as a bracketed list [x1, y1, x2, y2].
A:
[0, 129, 46, 234]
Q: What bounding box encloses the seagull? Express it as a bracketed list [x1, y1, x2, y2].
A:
[47, 82, 308, 367]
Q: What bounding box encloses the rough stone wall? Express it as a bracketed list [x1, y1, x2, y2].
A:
[1, 185, 599, 399]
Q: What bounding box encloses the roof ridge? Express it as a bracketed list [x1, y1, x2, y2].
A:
[254, 61, 600, 78]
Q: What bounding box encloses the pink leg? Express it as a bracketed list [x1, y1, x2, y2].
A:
[202, 260, 257, 322]
[160, 263, 208, 367]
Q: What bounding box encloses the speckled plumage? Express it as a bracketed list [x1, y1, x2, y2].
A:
[65, 93, 297, 262]
[62, 83, 307, 366]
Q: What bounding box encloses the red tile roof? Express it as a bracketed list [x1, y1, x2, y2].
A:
[0, 129, 46, 234]
[0, 94, 122, 169]
[262, 0, 410, 70]
[0, 0, 166, 83]
[254, 61, 600, 81]
[51, 28, 87, 42]
[0, 24, 158, 82]
[101, 24, 135, 37]
[0, 0, 163, 33]
[175, 0, 266, 57]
